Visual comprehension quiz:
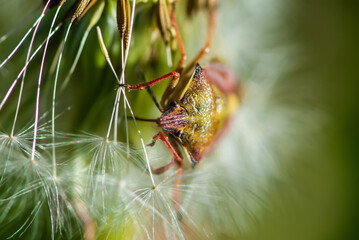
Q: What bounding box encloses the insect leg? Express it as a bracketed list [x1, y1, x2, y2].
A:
[148, 132, 183, 214]
[185, 0, 217, 72]
[136, 68, 163, 112]
[152, 158, 175, 174]
[148, 132, 182, 162]
[173, 162, 183, 217]
[171, 1, 187, 71]
[119, 72, 180, 90]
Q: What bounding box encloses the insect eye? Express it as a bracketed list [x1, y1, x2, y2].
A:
[169, 101, 180, 108]
[174, 130, 183, 138]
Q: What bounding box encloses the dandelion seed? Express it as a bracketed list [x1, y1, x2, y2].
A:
[0, 12, 43, 70]
[0, 23, 62, 112]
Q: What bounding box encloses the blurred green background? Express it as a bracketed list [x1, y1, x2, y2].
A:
[0, 0, 358, 239]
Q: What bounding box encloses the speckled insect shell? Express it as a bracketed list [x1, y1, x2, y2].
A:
[157, 64, 237, 166]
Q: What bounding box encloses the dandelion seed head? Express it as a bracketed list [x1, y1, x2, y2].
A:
[0, 149, 81, 238]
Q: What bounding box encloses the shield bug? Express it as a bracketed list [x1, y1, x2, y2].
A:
[122, 62, 240, 168]
[120, 0, 241, 209]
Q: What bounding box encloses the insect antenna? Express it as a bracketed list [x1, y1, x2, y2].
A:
[136, 68, 163, 112]
[126, 116, 157, 123]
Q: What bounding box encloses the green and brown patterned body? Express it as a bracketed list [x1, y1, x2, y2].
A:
[157, 63, 239, 167]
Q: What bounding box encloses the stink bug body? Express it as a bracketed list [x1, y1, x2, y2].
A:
[122, 62, 240, 168]
[156, 63, 239, 167]
[120, 0, 241, 209]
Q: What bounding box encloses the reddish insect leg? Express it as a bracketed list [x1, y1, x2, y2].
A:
[148, 132, 182, 162]
[148, 132, 183, 213]
[171, 2, 187, 71]
[173, 163, 183, 213]
[119, 72, 180, 90]
[152, 158, 175, 174]
[186, 0, 217, 71]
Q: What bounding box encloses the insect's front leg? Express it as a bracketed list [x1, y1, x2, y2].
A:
[118, 72, 180, 90]
[173, 163, 183, 215]
[185, 0, 217, 73]
[148, 132, 182, 162]
[152, 158, 175, 174]
[148, 132, 183, 215]
[170, 1, 187, 72]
